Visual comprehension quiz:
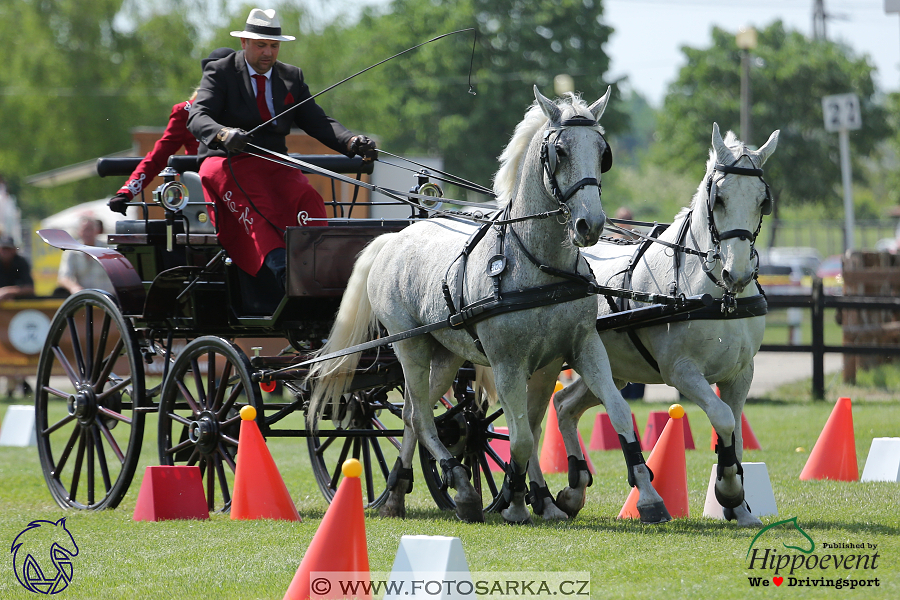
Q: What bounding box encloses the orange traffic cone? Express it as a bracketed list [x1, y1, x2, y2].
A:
[231, 406, 301, 521]
[800, 397, 858, 481]
[284, 459, 370, 600]
[619, 404, 689, 519]
[539, 382, 595, 474]
[709, 413, 762, 451]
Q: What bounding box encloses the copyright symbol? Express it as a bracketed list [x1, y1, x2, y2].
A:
[311, 577, 331, 595]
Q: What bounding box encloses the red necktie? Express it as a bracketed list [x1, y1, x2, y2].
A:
[252, 74, 271, 121]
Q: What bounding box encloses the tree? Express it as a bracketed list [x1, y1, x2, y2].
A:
[650, 21, 889, 211]
[325, 0, 626, 195]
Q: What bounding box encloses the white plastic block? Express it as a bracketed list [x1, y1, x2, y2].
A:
[0, 405, 37, 447]
[703, 462, 777, 519]
[385, 535, 472, 600]
[861, 438, 900, 482]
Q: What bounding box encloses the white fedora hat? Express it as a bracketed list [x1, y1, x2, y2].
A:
[230, 8, 295, 42]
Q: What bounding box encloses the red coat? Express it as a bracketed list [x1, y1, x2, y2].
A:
[198, 155, 326, 276]
[117, 101, 199, 199]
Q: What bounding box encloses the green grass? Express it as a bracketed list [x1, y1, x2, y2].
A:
[1, 391, 899, 599]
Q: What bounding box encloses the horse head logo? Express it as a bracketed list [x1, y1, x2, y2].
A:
[11, 518, 79, 594]
[747, 516, 815, 558]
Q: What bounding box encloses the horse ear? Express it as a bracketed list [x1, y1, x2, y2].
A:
[587, 86, 612, 121]
[534, 85, 561, 125]
[753, 130, 780, 166]
[711, 122, 731, 163]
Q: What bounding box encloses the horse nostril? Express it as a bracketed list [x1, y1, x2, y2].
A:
[575, 218, 591, 239]
[722, 269, 730, 282]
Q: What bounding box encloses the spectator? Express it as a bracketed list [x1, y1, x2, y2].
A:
[0, 235, 34, 301]
[56, 217, 114, 295]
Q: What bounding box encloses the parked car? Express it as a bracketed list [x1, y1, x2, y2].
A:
[817, 254, 843, 295]
[756, 263, 811, 295]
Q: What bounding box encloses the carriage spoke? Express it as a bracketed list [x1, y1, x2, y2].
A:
[84, 305, 94, 381]
[478, 452, 501, 498]
[90, 312, 112, 384]
[206, 458, 215, 509]
[52, 346, 83, 387]
[330, 437, 353, 489]
[43, 383, 73, 401]
[471, 454, 483, 497]
[87, 427, 96, 506]
[95, 418, 125, 464]
[218, 444, 237, 472]
[166, 438, 195, 457]
[96, 377, 132, 402]
[92, 423, 113, 493]
[361, 437, 375, 503]
[167, 412, 194, 427]
[220, 414, 242, 429]
[371, 416, 401, 450]
[315, 435, 338, 456]
[483, 408, 504, 426]
[369, 436, 391, 480]
[190, 359, 207, 408]
[52, 425, 81, 478]
[212, 361, 233, 412]
[67, 315, 87, 379]
[43, 413, 76, 436]
[220, 433, 239, 448]
[97, 406, 132, 427]
[69, 433, 87, 503]
[186, 448, 200, 467]
[215, 457, 231, 508]
[94, 337, 125, 391]
[207, 351, 217, 409]
[176, 380, 202, 415]
[216, 383, 243, 419]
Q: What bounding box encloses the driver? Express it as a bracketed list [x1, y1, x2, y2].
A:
[187, 7, 376, 290]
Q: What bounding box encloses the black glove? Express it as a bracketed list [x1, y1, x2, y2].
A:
[216, 127, 250, 153]
[348, 135, 377, 162]
[108, 193, 129, 215]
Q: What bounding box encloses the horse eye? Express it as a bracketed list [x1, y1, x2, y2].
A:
[715, 194, 724, 206]
[555, 146, 566, 158]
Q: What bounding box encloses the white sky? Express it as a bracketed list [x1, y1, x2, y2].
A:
[291, 1, 900, 107]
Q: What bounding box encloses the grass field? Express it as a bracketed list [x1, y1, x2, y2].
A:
[1, 382, 898, 599]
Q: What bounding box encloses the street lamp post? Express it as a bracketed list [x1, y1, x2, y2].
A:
[736, 27, 758, 146]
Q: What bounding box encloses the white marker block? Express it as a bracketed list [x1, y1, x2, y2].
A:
[385, 535, 472, 600]
[703, 462, 777, 519]
[0, 405, 37, 447]
[861, 438, 900, 482]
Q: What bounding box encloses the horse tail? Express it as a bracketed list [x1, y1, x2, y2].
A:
[306, 233, 396, 429]
[473, 365, 499, 407]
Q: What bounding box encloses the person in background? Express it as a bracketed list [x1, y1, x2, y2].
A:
[56, 216, 113, 295]
[107, 47, 236, 215]
[0, 236, 34, 301]
[186, 8, 377, 290]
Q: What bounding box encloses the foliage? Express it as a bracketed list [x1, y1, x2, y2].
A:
[650, 21, 889, 211]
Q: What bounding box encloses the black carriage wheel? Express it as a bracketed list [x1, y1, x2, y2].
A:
[419, 376, 508, 513]
[35, 290, 146, 510]
[157, 336, 261, 513]
[306, 383, 404, 509]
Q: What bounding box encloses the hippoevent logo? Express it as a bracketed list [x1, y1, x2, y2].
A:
[11, 518, 79, 594]
[745, 517, 880, 590]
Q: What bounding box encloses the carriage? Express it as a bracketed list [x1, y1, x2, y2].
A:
[33, 91, 729, 521]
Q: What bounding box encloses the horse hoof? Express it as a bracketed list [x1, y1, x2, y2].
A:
[538, 502, 569, 521]
[637, 501, 672, 525]
[715, 485, 745, 510]
[723, 506, 736, 521]
[455, 497, 485, 523]
[554, 487, 585, 518]
[501, 508, 533, 525]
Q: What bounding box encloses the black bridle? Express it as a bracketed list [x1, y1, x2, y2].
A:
[539, 116, 612, 212]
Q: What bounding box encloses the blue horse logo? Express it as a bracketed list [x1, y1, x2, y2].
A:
[11, 518, 79, 594]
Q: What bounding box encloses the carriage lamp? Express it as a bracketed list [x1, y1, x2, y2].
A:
[155, 181, 190, 212]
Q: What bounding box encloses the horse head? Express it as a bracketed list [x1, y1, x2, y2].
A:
[532, 85, 613, 247]
[705, 122, 779, 294]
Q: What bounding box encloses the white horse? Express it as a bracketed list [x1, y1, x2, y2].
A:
[308, 87, 670, 524]
[529, 123, 779, 527]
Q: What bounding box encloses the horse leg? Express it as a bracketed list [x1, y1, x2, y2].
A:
[717, 367, 761, 527]
[523, 363, 569, 521]
[574, 337, 670, 524]
[397, 339, 484, 523]
[666, 359, 744, 510]
[492, 365, 534, 524]
[379, 400, 417, 519]
[552, 376, 599, 517]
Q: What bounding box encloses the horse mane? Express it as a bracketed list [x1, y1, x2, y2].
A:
[683, 129, 746, 216]
[492, 93, 603, 207]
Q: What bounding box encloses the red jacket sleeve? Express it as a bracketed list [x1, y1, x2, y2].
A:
[117, 101, 200, 199]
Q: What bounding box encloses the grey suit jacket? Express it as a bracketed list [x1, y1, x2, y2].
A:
[187, 51, 355, 159]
